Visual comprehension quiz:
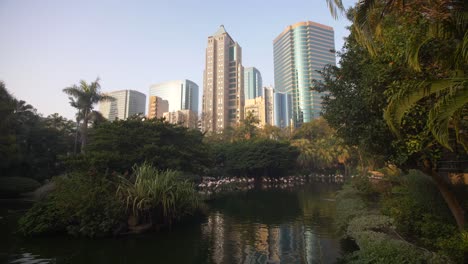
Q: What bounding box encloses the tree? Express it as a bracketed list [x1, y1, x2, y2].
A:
[63, 78, 113, 154]
[328, 0, 467, 150]
[323, 1, 467, 229]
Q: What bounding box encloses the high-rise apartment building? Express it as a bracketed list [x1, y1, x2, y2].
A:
[99, 90, 146, 120]
[244, 67, 262, 100]
[273, 21, 335, 126]
[202, 25, 244, 133]
[149, 79, 199, 114]
[147, 96, 169, 119]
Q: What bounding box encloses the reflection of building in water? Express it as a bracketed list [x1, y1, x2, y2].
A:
[201, 213, 334, 264]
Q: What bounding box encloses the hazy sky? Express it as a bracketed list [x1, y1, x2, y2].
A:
[0, 0, 356, 119]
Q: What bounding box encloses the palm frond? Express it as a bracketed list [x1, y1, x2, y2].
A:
[326, 0, 345, 19]
[428, 84, 468, 150]
[384, 78, 465, 135]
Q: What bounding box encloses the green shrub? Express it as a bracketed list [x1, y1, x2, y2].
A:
[335, 185, 368, 233]
[116, 163, 201, 226]
[0, 177, 41, 196]
[381, 170, 464, 262]
[18, 173, 124, 237]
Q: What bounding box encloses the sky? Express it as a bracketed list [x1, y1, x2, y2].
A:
[0, 0, 356, 120]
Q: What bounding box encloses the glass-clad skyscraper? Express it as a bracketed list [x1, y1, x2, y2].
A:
[149, 79, 199, 114]
[244, 67, 262, 100]
[99, 90, 146, 120]
[273, 21, 335, 126]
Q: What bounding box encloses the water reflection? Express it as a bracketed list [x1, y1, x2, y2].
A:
[2, 184, 340, 264]
[201, 185, 340, 264]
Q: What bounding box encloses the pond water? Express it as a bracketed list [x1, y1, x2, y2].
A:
[1, 184, 341, 264]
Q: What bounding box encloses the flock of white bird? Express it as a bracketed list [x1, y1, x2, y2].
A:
[197, 174, 345, 196]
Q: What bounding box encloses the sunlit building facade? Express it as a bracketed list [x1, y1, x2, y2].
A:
[99, 90, 146, 120]
[273, 21, 335, 126]
[162, 109, 198, 129]
[202, 25, 244, 133]
[149, 79, 199, 114]
[147, 95, 169, 119]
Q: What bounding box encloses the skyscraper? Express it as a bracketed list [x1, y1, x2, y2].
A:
[273, 21, 335, 126]
[99, 90, 146, 120]
[274, 91, 293, 128]
[202, 25, 244, 133]
[244, 67, 262, 100]
[149, 79, 199, 114]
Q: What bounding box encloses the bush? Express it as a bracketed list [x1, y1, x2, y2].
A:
[335, 185, 368, 233]
[0, 177, 41, 197]
[18, 173, 124, 237]
[381, 170, 464, 263]
[336, 184, 449, 264]
[116, 163, 201, 227]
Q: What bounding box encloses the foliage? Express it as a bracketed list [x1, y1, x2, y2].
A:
[116, 163, 200, 226]
[336, 184, 449, 263]
[63, 118, 210, 175]
[381, 170, 466, 262]
[211, 139, 298, 178]
[0, 177, 41, 197]
[62, 78, 114, 153]
[335, 185, 368, 233]
[0, 82, 75, 182]
[18, 172, 124, 237]
[291, 118, 352, 174]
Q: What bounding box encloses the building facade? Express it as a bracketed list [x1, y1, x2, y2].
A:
[244, 67, 263, 100]
[202, 25, 244, 133]
[99, 90, 146, 120]
[244, 96, 267, 127]
[163, 109, 198, 129]
[273, 91, 293, 128]
[147, 96, 169, 119]
[149, 79, 199, 114]
[273, 21, 335, 126]
[263, 86, 274, 126]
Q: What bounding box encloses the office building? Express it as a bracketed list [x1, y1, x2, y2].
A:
[163, 109, 198, 129]
[147, 96, 169, 119]
[99, 90, 146, 120]
[273, 91, 293, 128]
[149, 79, 199, 113]
[244, 67, 262, 100]
[273, 21, 335, 126]
[202, 25, 244, 133]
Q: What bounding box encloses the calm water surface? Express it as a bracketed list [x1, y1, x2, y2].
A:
[1, 184, 341, 264]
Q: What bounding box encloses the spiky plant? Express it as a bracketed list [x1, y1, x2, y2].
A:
[116, 163, 200, 226]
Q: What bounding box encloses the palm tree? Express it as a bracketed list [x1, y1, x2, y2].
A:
[63, 78, 113, 154]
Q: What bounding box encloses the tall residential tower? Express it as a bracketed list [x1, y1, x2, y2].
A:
[202, 25, 244, 133]
[273, 21, 335, 126]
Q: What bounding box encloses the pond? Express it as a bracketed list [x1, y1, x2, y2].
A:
[1, 184, 342, 264]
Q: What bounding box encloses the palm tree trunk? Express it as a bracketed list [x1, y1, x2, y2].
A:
[81, 111, 89, 154]
[422, 160, 465, 230]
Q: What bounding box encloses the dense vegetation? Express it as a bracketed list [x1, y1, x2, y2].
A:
[18, 163, 201, 237]
[335, 171, 467, 263]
